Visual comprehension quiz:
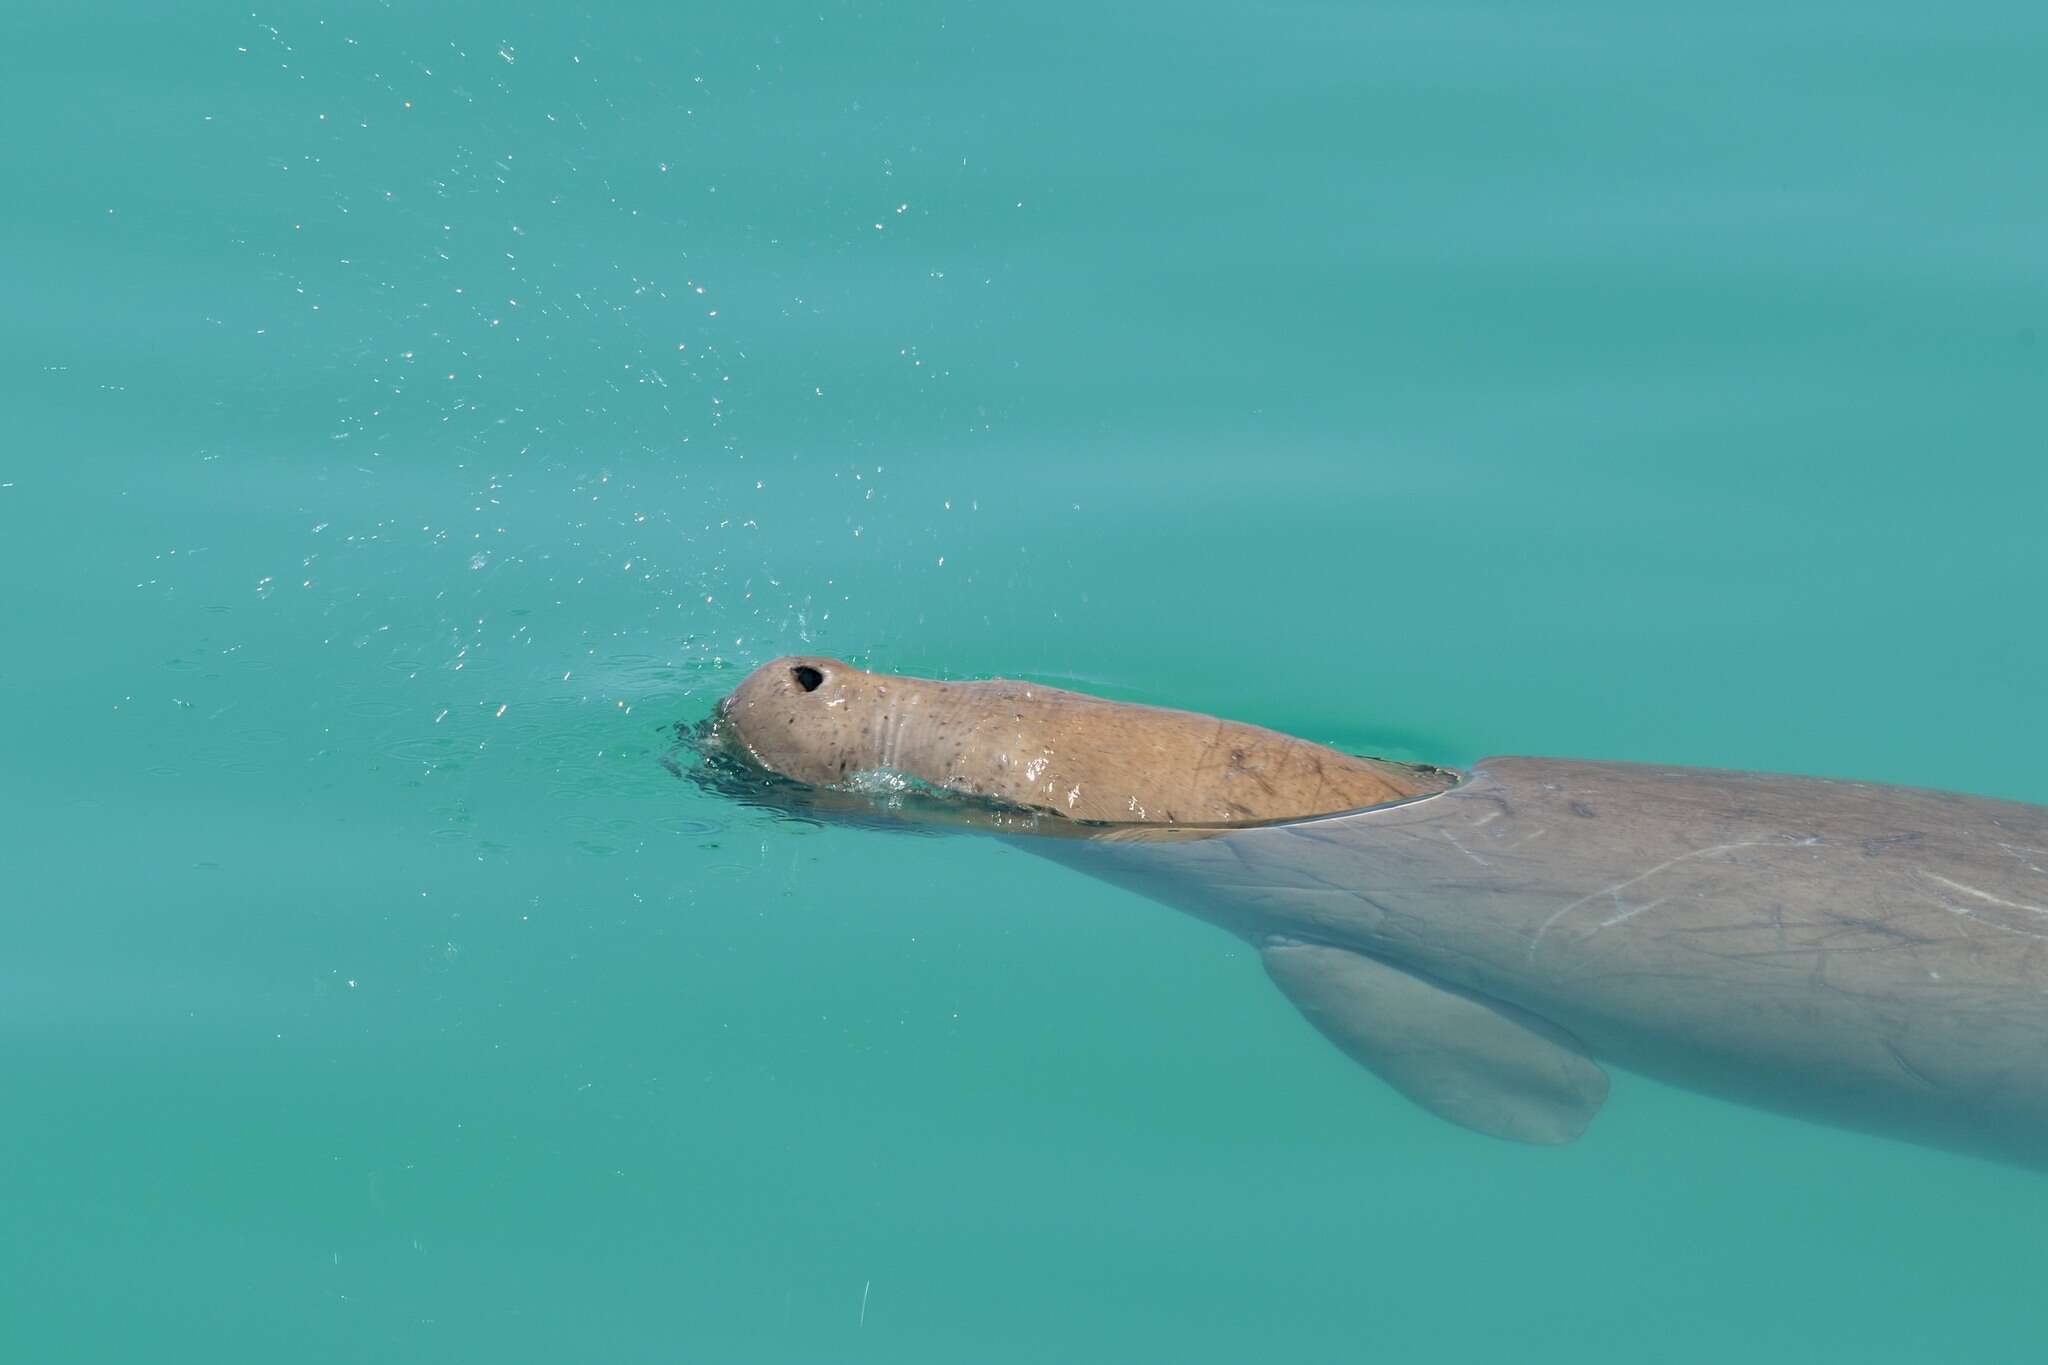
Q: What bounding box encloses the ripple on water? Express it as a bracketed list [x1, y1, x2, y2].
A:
[229, 725, 288, 746]
[382, 735, 470, 766]
[193, 747, 268, 776]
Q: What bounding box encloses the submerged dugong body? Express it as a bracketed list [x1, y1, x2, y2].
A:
[709, 656, 2048, 1167]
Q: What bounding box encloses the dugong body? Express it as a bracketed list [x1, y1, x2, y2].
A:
[707, 657, 2048, 1167]
[1036, 759, 2048, 1164]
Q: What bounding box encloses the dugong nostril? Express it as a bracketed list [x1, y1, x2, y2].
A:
[791, 664, 825, 693]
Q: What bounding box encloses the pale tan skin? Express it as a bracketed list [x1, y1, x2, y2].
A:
[715, 656, 1447, 825]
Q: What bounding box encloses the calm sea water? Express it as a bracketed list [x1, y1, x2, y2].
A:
[6, 2, 2046, 1360]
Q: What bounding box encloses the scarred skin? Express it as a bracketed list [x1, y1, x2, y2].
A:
[714, 656, 1448, 825]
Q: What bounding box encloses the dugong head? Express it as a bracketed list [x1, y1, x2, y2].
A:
[712, 655, 908, 787]
[704, 655, 1451, 832]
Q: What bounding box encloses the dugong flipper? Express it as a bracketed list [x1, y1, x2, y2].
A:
[1262, 938, 1609, 1144]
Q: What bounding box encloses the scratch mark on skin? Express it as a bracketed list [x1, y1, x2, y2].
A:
[1438, 828, 1489, 866]
[1883, 1040, 1943, 1090]
[1931, 900, 2048, 944]
[1305, 753, 1333, 816]
[1528, 840, 1786, 959]
[1921, 871, 2048, 917]
[1596, 896, 1670, 929]
[877, 705, 905, 775]
[1188, 719, 1226, 791]
[1995, 843, 2048, 875]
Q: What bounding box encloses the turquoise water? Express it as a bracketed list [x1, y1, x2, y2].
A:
[6, 2, 2047, 1358]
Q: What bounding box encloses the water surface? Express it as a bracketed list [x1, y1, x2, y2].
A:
[5, 2, 2046, 1359]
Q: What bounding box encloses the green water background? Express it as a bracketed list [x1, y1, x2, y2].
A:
[5, 2, 2045, 1359]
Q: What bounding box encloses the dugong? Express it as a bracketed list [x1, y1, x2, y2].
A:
[703, 656, 2048, 1167]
